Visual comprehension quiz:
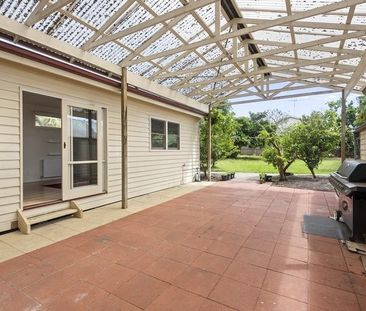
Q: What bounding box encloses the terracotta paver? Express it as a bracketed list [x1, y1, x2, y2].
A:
[192, 252, 231, 274]
[255, 290, 308, 311]
[0, 180, 365, 310]
[173, 266, 220, 297]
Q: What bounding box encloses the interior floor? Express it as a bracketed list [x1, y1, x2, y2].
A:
[23, 181, 62, 208]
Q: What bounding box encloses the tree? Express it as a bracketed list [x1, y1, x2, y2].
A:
[285, 112, 339, 178]
[326, 98, 358, 157]
[355, 95, 366, 126]
[260, 129, 296, 181]
[234, 111, 276, 150]
[200, 106, 238, 175]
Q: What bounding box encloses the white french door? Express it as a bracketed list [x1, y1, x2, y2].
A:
[62, 100, 104, 200]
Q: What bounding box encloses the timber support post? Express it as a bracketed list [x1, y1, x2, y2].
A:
[121, 67, 128, 208]
[341, 89, 346, 163]
[207, 104, 212, 181]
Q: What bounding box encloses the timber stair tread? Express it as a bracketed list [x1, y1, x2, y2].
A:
[17, 201, 83, 234]
[28, 208, 78, 225]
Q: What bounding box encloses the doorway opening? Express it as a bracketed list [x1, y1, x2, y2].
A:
[23, 91, 62, 208]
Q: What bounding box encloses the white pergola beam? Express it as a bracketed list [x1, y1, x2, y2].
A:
[179, 54, 354, 90]
[0, 0, 364, 103]
[119, 14, 186, 66]
[266, 55, 358, 72]
[344, 52, 366, 97]
[247, 39, 365, 57]
[82, 0, 137, 51]
[155, 30, 365, 79]
[125, 0, 365, 66]
[85, 0, 217, 50]
[329, 6, 356, 84]
[222, 90, 339, 106]
[238, 6, 366, 17]
[230, 18, 366, 32]
[222, 82, 344, 100]
[25, 0, 74, 26]
[194, 69, 352, 97]
[215, 0, 221, 36]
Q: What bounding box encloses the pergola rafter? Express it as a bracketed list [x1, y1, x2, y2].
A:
[174, 54, 357, 91]
[124, 0, 365, 66]
[155, 31, 365, 80]
[25, 0, 74, 26]
[198, 69, 354, 99]
[0, 0, 364, 105]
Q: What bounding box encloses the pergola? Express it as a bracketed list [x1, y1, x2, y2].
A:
[0, 0, 366, 194]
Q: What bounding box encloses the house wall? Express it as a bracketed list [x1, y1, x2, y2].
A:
[360, 129, 366, 160]
[0, 57, 201, 232]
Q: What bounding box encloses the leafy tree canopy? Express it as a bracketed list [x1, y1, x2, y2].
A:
[285, 111, 339, 178]
[234, 111, 276, 149]
[260, 129, 296, 181]
[200, 106, 238, 174]
[355, 95, 366, 126]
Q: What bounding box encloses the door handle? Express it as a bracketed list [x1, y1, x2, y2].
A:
[64, 142, 67, 149]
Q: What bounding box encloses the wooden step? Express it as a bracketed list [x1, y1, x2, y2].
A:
[17, 201, 83, 234]
[28, 208, 78, 225]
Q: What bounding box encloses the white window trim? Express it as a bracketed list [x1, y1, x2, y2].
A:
[149, 116, 181, 151]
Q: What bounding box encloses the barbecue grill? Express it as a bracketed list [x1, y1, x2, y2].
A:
[329, 159, 366, 243]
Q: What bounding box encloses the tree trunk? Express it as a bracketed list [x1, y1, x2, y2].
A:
[309, 167, 316, 179]
[278, 162, 287, 181]
[284, 159, 295, 173]
[279, 170, 287, 181]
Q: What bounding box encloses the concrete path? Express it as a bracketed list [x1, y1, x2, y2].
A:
[0, 180, 365, 310]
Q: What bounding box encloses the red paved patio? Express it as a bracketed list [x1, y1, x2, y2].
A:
[0, 181, 365, 311]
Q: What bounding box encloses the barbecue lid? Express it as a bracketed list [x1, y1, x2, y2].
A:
[337, 159, 366, 182]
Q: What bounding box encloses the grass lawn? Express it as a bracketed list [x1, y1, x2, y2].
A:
[213, 156, 341, 175]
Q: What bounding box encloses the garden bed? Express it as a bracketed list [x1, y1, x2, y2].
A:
[271, 174, 334, 192]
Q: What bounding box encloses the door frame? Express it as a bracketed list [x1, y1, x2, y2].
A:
[20, 86, 107, 210]
[62, 100, 104, 200]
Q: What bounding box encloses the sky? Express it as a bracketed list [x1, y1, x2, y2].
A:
[231, 91, 360, 118]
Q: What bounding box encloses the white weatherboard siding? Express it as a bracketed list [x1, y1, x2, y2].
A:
[360, 130, 366, 160]
[0, 55, 201, 232]
[128, 101, 200, 198]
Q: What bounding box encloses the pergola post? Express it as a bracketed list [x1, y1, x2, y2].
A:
[341, 89, 347, 163]
[207, 104, 212, 181]
[121, 67, 128, 208]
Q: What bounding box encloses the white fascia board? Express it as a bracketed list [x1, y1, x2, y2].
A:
[127, 71, 208, 114]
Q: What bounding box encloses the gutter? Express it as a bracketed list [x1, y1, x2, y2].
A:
[0, 35, 207, 116]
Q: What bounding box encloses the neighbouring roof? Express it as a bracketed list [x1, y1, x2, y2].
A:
[355, 122, 366, 133]
[0, 0, 365, 106]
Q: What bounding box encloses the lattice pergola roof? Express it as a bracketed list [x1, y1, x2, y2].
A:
[0, 0, 365, 106]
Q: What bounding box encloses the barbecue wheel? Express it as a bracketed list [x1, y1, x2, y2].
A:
[336, 210, 343, 222]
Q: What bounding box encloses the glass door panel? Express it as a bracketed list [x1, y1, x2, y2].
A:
[62, 102, 103, 200]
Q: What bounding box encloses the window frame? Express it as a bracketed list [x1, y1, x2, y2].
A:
[150, 117, 181, 151]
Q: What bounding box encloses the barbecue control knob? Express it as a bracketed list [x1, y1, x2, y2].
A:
[342, 201, 348, 211]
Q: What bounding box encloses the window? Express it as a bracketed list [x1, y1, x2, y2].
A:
[151, 118, 180, 150]
[35, 114, 61, 128]
[151, 118, 166, 150]
[168, 122, 180, 150]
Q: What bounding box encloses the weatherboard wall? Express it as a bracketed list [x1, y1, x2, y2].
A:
[360, 129, 366, 160]
[0, 54, 201, 232]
